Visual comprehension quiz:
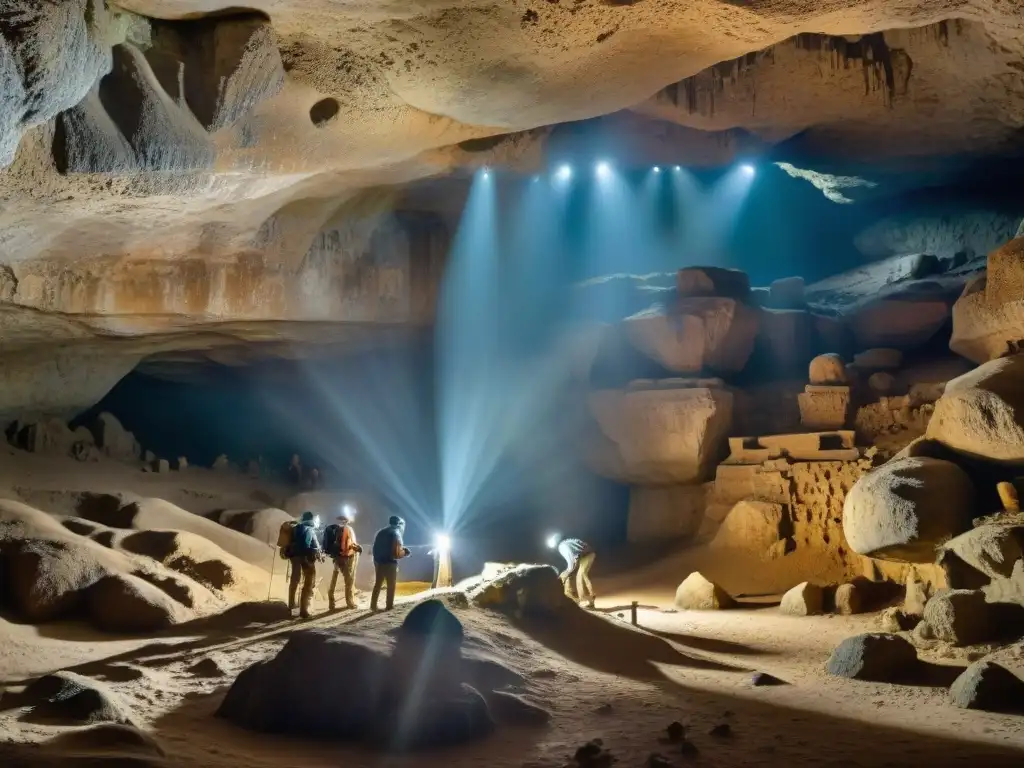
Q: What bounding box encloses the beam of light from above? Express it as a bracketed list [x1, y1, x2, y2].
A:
[436, 171, 582, 533]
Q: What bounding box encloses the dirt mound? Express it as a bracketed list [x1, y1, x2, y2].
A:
[45, 723, 166, 757]
[468, 564, 567, 616]
[118, 529, 267, 596]
[211, 507, 293, 544]
[18, 671, 137, 727]
[76, 494, 275, 569]
[87, 574, 189, 634]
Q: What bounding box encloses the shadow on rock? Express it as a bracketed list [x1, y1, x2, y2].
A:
[216, 599, 538, 751]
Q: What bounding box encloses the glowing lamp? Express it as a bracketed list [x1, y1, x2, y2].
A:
[673, 165, 681, 172]
[653, 166, 661, 173]
[434, 533, 451, 553]
[341, 503, 356, 519]
[546, 533, 560, 549]
[740, 163, 756, 176]
[595, 160, 611, 177]
[555, 164, 572, 181]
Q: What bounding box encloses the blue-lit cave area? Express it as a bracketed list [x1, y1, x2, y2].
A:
[2, 4, 1024, 765]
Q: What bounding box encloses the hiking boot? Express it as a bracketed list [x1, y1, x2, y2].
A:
[328, 602, 336, 612]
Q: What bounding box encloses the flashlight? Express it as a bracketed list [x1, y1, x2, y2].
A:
[434, 533, 451, 553]
[546, 533, 560, 549]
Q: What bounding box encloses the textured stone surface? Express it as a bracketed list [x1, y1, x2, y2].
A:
[809, 353, 847, 386]
[926, 354, 1024, 466]
[842, 457, 975, 563]
[624, 298, 759, 375]
[586, 387, 732, 484]
[780, 581, 824, 616]
[627, 485, 706, 544]
[950, 237, 1024, 363]
[675, 572, 734, 610]
[950, 660, 1024, 712]
[922, 589, 993, 646]
[825, 633, 917, 682]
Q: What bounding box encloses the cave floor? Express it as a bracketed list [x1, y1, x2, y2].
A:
[2, 586, 1023, 767]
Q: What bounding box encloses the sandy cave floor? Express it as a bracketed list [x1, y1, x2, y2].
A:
[2, 583, 1024, 767]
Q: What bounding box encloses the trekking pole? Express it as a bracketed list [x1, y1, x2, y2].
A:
[267, 540, 276, 602]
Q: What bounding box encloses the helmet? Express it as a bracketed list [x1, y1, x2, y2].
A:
[300, 511, 315, 524]
[388, 515, 405, 528]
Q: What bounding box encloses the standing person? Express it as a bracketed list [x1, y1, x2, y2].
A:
[370, 515, 410, 612]
[547, 533, 597, 609]
[289, 511, 324, 619]
[287, 454, 303, 487]
[324, 512, 362, 611]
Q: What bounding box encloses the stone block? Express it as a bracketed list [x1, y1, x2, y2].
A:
[798, 386, 850, 430]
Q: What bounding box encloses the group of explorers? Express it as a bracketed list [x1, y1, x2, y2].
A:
[277, 509, 598, 619]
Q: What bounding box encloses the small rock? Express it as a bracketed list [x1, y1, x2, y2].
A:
[647, 754, 672, 768]
[751, 672, 785, 686]
[212, 454, 230, 471]
[903, 572, 929, 616]
[825, 633, 918, 682]
[780, 581, 824, 616]
[144, 450, 156, 463]
[156, 458, 170, 473]
[950, 660, 1024, 712]
[923, 589, 993, 646]
[187, 657, 225, 678]
[674, 571, 734, 610]
[709, 723, 732, 738]
[809, 352, 847, 385]
[176, 456, 189, 471]
[997, 481, 1020, 512]
[834, 582, 866, 615]
[877, 607, 919, 633]
[665, 721, 685, 743]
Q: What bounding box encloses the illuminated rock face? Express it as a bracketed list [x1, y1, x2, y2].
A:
[2, 2, 1024, 416]
[585, 386, 733, 484]
[950, 238, 1024, 363]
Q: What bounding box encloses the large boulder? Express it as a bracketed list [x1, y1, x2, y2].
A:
[217, 626, 494, 750]
[825, 633, 918, 681]
[676, 266, 750, 300]
[467, 564, 566, 616]
[937, 525, 1024, 583]
[13, 418, 77, 456]
[950, 660, 1024, 712]
[623, 298, 759, 375]
[674, 572, 734, 610]
[922, 589, 993, 646]
[767, 276, 805, 309]
[709, 500, 787, 554]
[925, 354, 1024, 465]
[842, 457, 975, 563]
[585, 387, 732, 484]
[90, 412, 140, 461]
[87, 574, 188, 633]
[850, 295, 952, 350]
[950, 236, 1024, 363]
[212, 507, 293, 545]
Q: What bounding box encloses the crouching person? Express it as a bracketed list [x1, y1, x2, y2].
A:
[548, 533, 597, 609]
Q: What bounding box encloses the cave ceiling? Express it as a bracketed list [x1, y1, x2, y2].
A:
[0, 0, 1023, 412]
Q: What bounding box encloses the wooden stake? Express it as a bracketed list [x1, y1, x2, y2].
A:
[631, 601, 639, 626]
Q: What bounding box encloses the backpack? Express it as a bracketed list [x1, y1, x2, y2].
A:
[372, 526, 399, 563]
[322, 524, 342, 557]
[277, 520, 297, 559]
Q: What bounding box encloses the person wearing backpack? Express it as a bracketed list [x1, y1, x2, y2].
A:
[325, 513, 362, 611]
[370, 515, 410, 612]
[288, 511, 324, 618]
